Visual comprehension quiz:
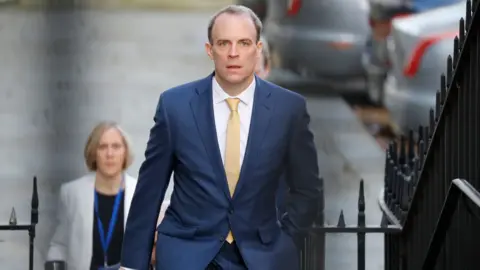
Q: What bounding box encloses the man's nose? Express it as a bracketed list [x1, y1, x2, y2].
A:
[228, 45, 239, 57]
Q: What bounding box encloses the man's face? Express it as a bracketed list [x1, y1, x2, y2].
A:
[206, 13, 262, 85]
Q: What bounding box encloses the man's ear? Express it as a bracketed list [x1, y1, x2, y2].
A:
[205, 42, 213, 60]
[256, 40, 264, 57]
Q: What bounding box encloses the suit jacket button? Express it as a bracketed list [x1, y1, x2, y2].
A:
[229, 208, 234, 214]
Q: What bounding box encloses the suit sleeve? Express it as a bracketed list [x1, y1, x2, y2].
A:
[121, 93, 175, 270]
[280, 97, 323, 236]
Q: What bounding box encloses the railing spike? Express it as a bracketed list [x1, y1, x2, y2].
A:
[358, 180, 366, 230]
[388, 141, 395, 163]
[440, 74, 447, 102]
[358, 179, 365, 212]
[399, 135, 406, 165]
[447, 55, 453, 86]
[466, 0, 472, 27]
[418, 125, 424, 143]
[9, 207, 17, 226]
[337, 210, 346, 227]
[459, 18, 465, 46]
[429, 108, 435, 136]
[412, 157, 419, 187]
[408, 129, 415, 163]
[392, 140, 398, 163]
[387, 161, 395, 207]
[435, 91, 441, 120]
[453, 37, 459, 67]
[31, 176, 39, 225]
[394, 171, 402, 218]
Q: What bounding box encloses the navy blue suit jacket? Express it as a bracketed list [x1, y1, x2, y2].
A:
[121, 73, 323, 270]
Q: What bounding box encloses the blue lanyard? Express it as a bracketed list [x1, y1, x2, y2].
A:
[94, 180, 124, 265]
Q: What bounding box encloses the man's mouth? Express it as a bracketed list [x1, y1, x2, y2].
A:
[227, 65, 242, 69]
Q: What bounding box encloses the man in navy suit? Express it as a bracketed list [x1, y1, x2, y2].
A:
[120, 5, 323, 270]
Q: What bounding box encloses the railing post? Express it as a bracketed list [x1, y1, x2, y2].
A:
[29, 176, 39, 270]
[0, 176, 39, 270]
[357, 180, 366, 270]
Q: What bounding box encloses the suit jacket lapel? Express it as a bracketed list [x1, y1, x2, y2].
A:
[190, 73, 231, 199]
[234, 77, 273, 198]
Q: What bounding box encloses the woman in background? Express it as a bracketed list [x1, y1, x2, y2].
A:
[47, 121, 137, 270]
[255, 35, 271, 79]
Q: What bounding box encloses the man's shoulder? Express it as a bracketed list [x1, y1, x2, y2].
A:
[262, 79, 306, 107]
[160, 76, 210, 101]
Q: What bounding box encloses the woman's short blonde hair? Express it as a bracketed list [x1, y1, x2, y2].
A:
[84, 121, 134, 171]
[260, 35, 270, 67]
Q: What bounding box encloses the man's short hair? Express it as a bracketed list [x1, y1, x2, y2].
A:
[207, 5, 263, 44]
[84, 121, 134, 171]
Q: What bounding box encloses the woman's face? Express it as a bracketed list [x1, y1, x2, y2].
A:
[255, 55, 270, 79]
[95, 128, 126, 178]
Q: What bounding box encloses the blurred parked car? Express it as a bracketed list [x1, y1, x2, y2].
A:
[362, 0, 462, 105]
[237, 0, 267, 21]
[263, 0, 370, 92]
[383, 2, 464, 134]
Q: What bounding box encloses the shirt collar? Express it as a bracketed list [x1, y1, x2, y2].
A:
[212, 76, 256, 105]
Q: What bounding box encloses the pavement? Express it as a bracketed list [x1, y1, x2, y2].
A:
[0, 8, 385, 270]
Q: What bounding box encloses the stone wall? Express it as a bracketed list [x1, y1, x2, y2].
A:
[0, 9, 214, 268]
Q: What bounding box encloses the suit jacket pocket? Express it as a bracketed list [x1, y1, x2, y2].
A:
[157, 219, 198, 239]
[257, 221, 281, 245]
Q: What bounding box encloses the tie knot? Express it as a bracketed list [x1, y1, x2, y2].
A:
[226, 98, 240, 112]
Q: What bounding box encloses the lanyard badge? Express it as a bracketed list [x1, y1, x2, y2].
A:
[94, 178, 124, 270]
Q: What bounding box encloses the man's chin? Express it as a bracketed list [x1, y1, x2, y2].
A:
[225, 73, 251, 84]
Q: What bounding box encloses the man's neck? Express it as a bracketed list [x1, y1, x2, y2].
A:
[95, 172, 123, 195]
[215, 74, 254, 97]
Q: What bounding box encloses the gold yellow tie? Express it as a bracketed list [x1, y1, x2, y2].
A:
[224, 98, 241, 243]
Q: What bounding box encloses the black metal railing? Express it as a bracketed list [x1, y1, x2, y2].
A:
[423, 178, 480, 269]
[299, 179, 403, 270]
[0, 176, 39, 270]
[301, 0, 479, 269]
[382, 0, 478, 269]
[391, 0, 480, 268]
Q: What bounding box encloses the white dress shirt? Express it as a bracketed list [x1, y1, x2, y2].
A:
[212, 76, 256, 166]
[122, 77, 256, 270]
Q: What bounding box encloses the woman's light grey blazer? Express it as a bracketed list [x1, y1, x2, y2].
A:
[46, 173, 138, 270]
